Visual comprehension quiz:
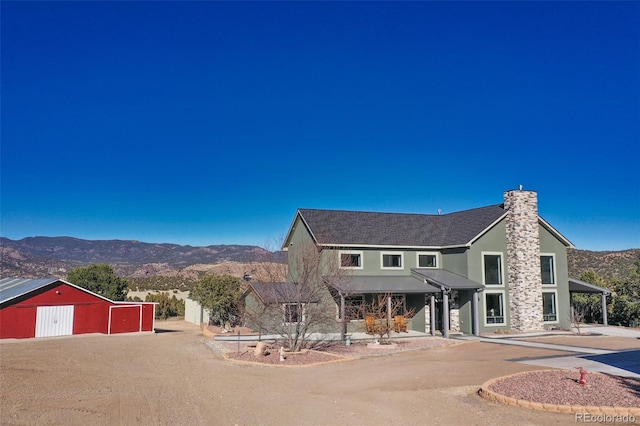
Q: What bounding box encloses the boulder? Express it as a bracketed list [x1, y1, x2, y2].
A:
[254, 342, 270, 357]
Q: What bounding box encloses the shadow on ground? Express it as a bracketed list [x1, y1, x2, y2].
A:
[583, 349, 640, 375]
[153, 328, 183, 334]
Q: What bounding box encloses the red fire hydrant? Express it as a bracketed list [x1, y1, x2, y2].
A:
[576, 367, 587, 385]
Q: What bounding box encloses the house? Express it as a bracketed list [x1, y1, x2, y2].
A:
[0, 277, 156, 339]
[274, 188, 610, 337]
[243, 280, 326, 333]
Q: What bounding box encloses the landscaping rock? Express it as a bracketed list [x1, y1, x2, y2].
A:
[254, 342, 270, 357]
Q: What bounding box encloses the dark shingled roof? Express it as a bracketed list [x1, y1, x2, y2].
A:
[248, 281, 322, 304]
[297, 204, 506, 247]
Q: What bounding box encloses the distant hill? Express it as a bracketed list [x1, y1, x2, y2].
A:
[1, 236, 637, 282]
[0, 236, 286, 279]
[567, 248, 639, 280]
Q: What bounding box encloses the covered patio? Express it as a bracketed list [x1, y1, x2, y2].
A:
[324, 275, 439, 340]
[324, 271, 485, 339]
[411, 269, 485, 337]
[569, 277, 611, 326]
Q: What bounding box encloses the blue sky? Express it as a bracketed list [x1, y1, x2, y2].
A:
[1, 1, 639, 251]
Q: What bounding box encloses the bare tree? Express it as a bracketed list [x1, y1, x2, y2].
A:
[242, 239, 352, 352]
[571, 305, 586, 336]
[361, 293, 416, 344]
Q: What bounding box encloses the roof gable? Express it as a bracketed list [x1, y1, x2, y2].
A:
[247, 281, 321, 304]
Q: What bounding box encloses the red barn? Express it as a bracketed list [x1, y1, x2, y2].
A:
[0, 277, 156, 339]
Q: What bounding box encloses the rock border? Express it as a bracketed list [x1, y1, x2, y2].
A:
[204, 339, 355, 368]
[478, 370, 640, 418]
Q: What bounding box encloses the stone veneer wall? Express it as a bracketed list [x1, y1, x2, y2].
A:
[504, 189, 543, 331]
[449, 309, 460, 332]
[424, 302, 430, 332]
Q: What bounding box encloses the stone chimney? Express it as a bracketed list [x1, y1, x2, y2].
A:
[504, 189, 543, 331]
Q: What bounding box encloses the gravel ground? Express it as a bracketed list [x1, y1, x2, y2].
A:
[222, 334, 640, 409]
[488, 369, 640, 408]
[1, 320, 625, 425]
[222, 337, 457, 365]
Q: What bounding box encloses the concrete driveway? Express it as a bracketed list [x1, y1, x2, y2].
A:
[476, 325, 640, 378]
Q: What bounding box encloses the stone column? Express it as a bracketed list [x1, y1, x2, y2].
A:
[424, 295, 430, 332]
[504, 189, 543, 331]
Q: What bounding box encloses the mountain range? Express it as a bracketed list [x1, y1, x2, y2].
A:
[1, 236, 638, 281]
[0, 236, 285, 279]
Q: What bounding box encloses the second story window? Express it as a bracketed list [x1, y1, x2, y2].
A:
[381, 252, 403, 269]
[417, 252, 438, 268]
[541, 255, 555, 285]
[339, 251, 363, 269]
[483, 253, 503, 285]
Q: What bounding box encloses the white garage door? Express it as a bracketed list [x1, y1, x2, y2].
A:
[35, 305, 74, 338]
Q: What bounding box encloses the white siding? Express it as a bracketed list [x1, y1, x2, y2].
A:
[35, 305, 74, 337]
[184, 298, 210, 325]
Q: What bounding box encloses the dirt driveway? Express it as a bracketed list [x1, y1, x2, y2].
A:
[1, 320, 579, 425]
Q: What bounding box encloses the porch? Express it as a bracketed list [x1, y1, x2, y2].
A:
[324, 271, 485, 340]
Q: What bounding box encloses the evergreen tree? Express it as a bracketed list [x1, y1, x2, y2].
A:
[572, 270, 607, 323]
[190, 275, 243, 326]
[67, 264, 128, 301]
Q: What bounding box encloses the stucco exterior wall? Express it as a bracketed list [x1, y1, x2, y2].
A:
[467, 219, 510, 332]
[440, 248, 468, 277]
[540, 225, 571, 329]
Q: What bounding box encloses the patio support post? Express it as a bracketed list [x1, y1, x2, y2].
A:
[442, 290, 450, 338]
[472, 290, 479, 336]
[601, 293, 608, 327]
[430, 294, 436, 336]
[340, 292, 346, 340]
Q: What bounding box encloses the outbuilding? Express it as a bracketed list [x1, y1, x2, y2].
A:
[0, 277, 156, 339]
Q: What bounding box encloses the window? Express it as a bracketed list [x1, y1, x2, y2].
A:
[543, 292, 557, 322]
[381, 252, 403, 269]
[541, 255, 555, 285]
[417, 252, 438, 268]
[283, 303, 305, 324]
[341, 295, 364, 320]
[483, 253, 503, 285]
[485, 292, 505, 325]
[339, 251, 363, 269]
